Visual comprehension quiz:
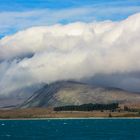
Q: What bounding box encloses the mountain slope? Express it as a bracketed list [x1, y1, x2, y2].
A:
[20, 81, 140, 108]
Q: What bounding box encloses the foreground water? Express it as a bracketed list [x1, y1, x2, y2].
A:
[0, 119, 140, 140]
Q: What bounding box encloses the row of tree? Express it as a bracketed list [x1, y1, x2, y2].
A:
[54, 103, 119, 111]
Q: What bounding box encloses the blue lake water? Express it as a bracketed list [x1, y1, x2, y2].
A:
[0, 119, 140, 140]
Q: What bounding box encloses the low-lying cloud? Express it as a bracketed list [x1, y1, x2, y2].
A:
[0, 13, 140, 95]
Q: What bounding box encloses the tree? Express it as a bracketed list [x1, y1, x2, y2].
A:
[109, 113, 112, 117]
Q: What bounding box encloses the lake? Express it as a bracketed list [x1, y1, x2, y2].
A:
[0, 118, 140, 140]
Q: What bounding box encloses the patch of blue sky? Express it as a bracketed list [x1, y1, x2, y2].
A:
[0, 0, 140, 11]
[0, 0, 140, 36]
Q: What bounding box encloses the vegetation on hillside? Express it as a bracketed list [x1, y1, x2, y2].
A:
[54, 103, 119, 111]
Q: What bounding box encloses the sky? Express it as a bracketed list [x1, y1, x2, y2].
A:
[0, 0, 140, 95]
[0, 0, 140, 37]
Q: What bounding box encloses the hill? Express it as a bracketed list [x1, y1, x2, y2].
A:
[20, 81, 140, 108]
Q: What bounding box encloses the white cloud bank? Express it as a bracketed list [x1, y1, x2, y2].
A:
[0, 13, 140, 94]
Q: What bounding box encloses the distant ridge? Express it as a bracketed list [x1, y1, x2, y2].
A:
[20, 81, 140, 108]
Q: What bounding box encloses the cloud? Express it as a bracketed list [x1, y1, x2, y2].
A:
[0, 13, 140, 94]
[0, 7, 92, 36]
[85, 72, 140, 92]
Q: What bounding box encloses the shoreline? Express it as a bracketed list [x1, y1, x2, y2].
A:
[0, 108, 139, 119]
[0, 117, 140, 120]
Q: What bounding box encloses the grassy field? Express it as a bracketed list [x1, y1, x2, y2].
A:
[0, 108, 139, 119]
